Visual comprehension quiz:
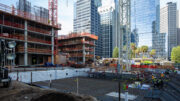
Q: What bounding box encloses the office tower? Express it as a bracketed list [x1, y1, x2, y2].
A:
[177, 10, 180, 45]
[73, 0, 102, 57]
[98, 1, 115, 58]
[131, 0, 160, 54]
[160, 2, 177, 59]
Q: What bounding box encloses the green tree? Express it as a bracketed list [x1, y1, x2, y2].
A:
[171, 46, 180, 63]
[113, 47, 119, 58]
[141, 45, 148, 58]
[150, 49, 156, 58]
[135, 47, 141, 58]
[130, 43, 136, 58]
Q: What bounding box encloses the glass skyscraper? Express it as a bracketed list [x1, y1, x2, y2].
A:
[98, 2, 115, 58]
[131, 0, 160, 50]
[73, 0, 102, 57]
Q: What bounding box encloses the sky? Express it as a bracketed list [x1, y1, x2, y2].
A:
[0, 0, 179, 35]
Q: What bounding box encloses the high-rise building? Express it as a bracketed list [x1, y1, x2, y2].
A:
[177, 28, 180, 45]
[177, 10, 180, 45]
[131, 0, 160, 55]
[73, 0, 102, 57]
[160, 2, 177, 59]
[98, 1, 115, 58]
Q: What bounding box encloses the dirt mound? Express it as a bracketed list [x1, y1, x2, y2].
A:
[31, 92, 97, 101]
[0, 81, 97, 101]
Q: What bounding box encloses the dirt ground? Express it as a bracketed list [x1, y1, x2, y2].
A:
[0, 81, 97, 101]
[34, 77, 149, 101]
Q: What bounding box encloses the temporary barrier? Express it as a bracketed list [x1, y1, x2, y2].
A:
[131, 64, 157, 69]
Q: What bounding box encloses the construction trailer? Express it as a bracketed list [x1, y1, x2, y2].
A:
[58, 32, 98, 64]
[0, 3, 61, 66]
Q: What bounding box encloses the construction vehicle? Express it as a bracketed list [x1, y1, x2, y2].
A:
[0, 39, 16, 87]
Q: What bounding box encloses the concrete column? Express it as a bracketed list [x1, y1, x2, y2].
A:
[51, 28, 54, 64]
[24, 20, 28, 66]
[82, 37, 85, 64]
[93, 40, 95, 62]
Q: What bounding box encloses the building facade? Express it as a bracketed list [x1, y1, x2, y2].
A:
[177, 10, 180, 45]
[0, 2, 60, 66]
[73, 0, 102, 57]
[98, 2, 115, 58]
[131, 0, 160, 55]
[160, 2, 177, 59]
[177, 28, 180, 45]
[58, 33, 98, 64]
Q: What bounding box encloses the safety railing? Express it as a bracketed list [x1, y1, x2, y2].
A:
[0, 33, 24, 40]
[28, 48, 52, 54]
[16, 46, 51, 54]
[28, 26, 51, 35]
[69, 53, 94, 58]
[28, 36, 51, 44]
[0, 19, 25, 29]
[16, 46, 24, 53]
[59, 40, 95, 46]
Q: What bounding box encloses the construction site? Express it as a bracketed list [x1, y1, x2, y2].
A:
[58, 32, 98, 65]
[0, 0, 180, 101]
[0, 0, 60, 66]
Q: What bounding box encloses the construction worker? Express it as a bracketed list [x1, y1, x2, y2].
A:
[161, 72, 164, 78]
[152, 75, 155, 80]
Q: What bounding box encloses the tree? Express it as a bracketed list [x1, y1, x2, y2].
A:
[141, 45, 148, 58]
[171, 46, 180, 63]
[130, 43, 136, 50]
[130, 43, 136, 58]
[150, 49, 156, 58]
[113, 47, 119, 58]
[135, 47, 141, 58]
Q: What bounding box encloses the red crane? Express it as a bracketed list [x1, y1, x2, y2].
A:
[48, 0, 58, 26]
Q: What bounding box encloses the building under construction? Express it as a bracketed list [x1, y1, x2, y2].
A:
[0, 1, 61, 66]
[58, 33, 98, 64]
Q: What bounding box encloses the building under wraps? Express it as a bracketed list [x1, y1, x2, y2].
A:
[0, 3, 61, 66]
[58, 33, 98, 64]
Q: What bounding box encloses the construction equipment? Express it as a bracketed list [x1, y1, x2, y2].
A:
[0, 40, 16, 87]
